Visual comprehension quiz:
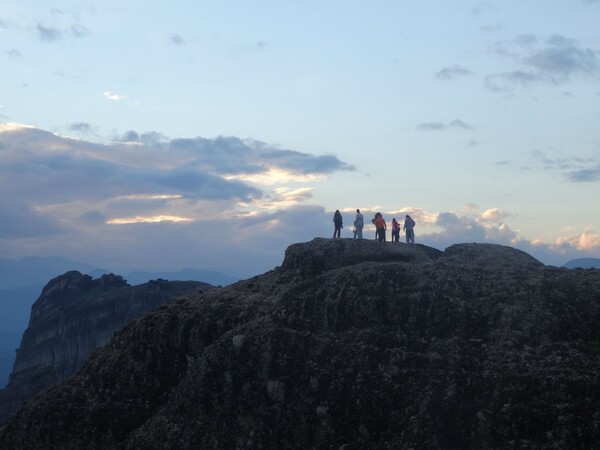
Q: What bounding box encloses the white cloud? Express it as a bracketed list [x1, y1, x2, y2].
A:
[103, 91, 127, 101]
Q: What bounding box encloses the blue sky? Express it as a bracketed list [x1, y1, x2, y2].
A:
[1, 1, 599, 278]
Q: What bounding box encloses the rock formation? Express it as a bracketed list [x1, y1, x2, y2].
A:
[0, 272, 212, 426]
[1, 238, 599, 449]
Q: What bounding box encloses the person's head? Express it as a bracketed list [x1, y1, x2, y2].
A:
[406, 214, 410, 218]
[356, 209, 360, 213]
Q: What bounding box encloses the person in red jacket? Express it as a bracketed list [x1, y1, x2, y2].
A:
[374, 212, 386, 242]
[391, 218, 400, 243]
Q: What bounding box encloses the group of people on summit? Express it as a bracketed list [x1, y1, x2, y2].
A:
[332, 209, 416, 244]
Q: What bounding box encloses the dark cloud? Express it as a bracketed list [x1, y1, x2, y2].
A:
[69, 24, 90, 38]
[481, 23, 504, 33]
[261, 149, 354, 174]
[527, 150, 600, 182]
[150, 167, 261, 201]
[449, 119, 474, 130]
[416, 122, 445, 131]
[435, 65, 472, 80]
[416, 120, 474, 131]
[120, 130, 140, 142]
[69, 122, 94, 133]
[169, 135, 354, 176]
[487, 34, 600, 91]
[6, 49, 21, 59]
[0, 201, 65, 238]
[528, 35, 599, 80]
[37, 24, 62, 42]
[566, 166, 600, 182]
[169, 34, 184, 45]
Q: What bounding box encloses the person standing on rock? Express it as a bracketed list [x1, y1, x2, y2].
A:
[333, 210, 343, 238]
[374, 212, 387, 242]
[391, 218, 400, 243]
[353, 209, 364, 239]
[404, 214, 416, 244]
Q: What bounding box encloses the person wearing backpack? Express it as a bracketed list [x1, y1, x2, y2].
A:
[404, 214, 416, 244]
[391, 218, 400, 243]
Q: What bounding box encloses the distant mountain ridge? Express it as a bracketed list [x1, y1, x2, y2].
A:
[125, 268, 239, 287]
[0, 256, 96, 290]
[0, 256, 240, 290]
[563, 257, 600, 269]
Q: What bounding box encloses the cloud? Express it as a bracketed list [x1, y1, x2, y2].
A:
[435, 65, 472, 80]
[487, 34, 600, 91]
[69, 24, 90, 38]
[168, 136, 354, 176]
[6, 49, 21, 59]
[527, 150, 600, 182]
[566, 166, 600, 182]
[416, 122, 445, 131]
[449, 119, 474, 130]
[37, 24, 62, 42]
[169, 33, 184, 45]
[103, 91, 127, 101]
[416, 120, 474, 131]
[69, 122, 94, 133]
[0, 124, 355, 276]
[411, 209, 600, 266]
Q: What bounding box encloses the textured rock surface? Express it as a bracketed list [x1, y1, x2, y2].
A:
[0, 272, 212, 426]
[1, 238, 600, 449]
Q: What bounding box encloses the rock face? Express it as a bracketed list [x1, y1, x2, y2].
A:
[1, 238, 600, 449]
[0, 272, 212, 426]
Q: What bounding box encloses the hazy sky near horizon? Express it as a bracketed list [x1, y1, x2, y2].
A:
[1, 0, 599, 278]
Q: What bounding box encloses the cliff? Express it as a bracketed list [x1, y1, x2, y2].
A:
[0, 272, 212, 426]
[1, 238, 599, 449]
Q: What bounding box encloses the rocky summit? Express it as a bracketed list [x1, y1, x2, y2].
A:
[0, 272, 212, 427]
[1, 238, 599, 449]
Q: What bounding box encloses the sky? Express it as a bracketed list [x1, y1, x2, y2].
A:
[1, 0, 599, 279]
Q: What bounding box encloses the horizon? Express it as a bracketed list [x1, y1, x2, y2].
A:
[1, 1, 599, 277]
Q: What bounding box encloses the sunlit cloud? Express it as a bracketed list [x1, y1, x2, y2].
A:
[480, 208, 510, 222]
[224, 168, 325, 185]
[555, 229, 600, 251]
[0, 122, 37, 133]
[107, 215, 193, 225]
[112, 194, 183, 201]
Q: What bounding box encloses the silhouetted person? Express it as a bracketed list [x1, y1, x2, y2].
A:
[391, 217, 400, 243]
[354, 209, 364, 239]
[333, 210, 343, 238]
[404, 214, 416, 244]
[374, 212, 386, 242]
